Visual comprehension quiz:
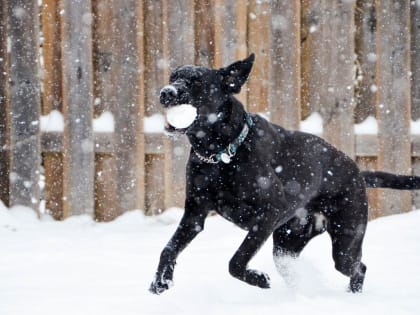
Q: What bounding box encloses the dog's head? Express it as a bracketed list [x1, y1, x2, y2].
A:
[160, 54, 255, 133]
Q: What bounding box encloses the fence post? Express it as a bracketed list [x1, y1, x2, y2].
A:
[269, 0, 301, 129]
[376, 0, 412, 216]
[0, 0, 9, 206]
[7, 0, 41, 211]
[60, 0, 95, 217]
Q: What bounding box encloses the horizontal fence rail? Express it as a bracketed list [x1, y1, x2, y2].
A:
[1, 0, 420, 221]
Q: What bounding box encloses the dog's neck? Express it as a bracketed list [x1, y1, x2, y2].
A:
[186, 96, 247, 159]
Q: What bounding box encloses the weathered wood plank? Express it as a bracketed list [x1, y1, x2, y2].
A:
[214, 0, 246, 67]
[60, 0, 95, 217]
[357, 157, 380, 220]
[412, 158, 420, 210]
[320, 0, 356, 158]
[247, 0, 270, 114]
[91, 0, 117, 220]
[111, 0, 145, 213]
[269, 0, 301, 129]
[143, 0, 167, 214]
[145, 154, 165, 215]
[301, 0, 328, 118]
[41, 0, 63, 219]
[376, 0, 411, 216]
[44, 152, 63, 220]
[164, 0, 195, 209]
[92, 0, 113, 116]
[411, 1, 420, 120]
[94, 154, 117, 221]
[0, 0, 9, 206]
[7, 0, 41, 211]
[41, 0, 62, 113]
[144, 0, 166, 116]
[354, 0, 377, 123]
[194, 0, 216, 67]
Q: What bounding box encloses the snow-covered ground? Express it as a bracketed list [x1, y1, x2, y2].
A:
[1, 202, 419, 315]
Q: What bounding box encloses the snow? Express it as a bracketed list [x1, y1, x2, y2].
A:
[93, 111, 115, 133]
[300, 112, 323, 134]
[1, 201, 420, 315]
[354, 116, 378, 135]
[40, 110, 64, 132]
[40, 110, 115, 133]
[144, 113, 165, 133]
[166, 104, 197, 129]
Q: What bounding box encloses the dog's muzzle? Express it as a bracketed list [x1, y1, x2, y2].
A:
[160, 85, 178, 106]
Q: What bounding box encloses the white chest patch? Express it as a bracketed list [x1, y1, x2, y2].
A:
[166, 104, 197, 129]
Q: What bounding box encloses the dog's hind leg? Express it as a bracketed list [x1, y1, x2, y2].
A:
[328, 188, 368, 293]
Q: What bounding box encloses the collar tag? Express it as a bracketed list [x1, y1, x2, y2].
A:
[220, 152, 231, 164]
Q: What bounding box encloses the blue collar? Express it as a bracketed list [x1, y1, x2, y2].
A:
[194, 113, 254, 164]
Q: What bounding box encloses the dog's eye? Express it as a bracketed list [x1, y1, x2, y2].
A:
[191, 77, 202, 87]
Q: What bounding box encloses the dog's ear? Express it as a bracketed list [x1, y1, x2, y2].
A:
[219, 53, 255, 94]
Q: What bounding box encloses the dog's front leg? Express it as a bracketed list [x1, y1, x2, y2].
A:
[149, 211, 206, 294]
[228, 218, 276, 289]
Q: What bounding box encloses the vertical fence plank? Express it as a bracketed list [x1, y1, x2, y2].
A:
[111, 0, 145, 214]
[0, 0, 9, 206]
[164, 0, 195, 209]
[376, 0, 411, 216]
[41, 0, 63, 219]
[92, 0, 117, 220]
[194, 0, 215, 67]
[321, 0, 356, 158]
[214, 0, 248, 106]
[60, 0, 95, 217]
[144, 0, 166, 214]
[301, 0, 327, 118]
[269, 0, 301, 129]
[247, 0, 270, 114]
[302, 0, 356, 157]
[7, 0, 41, 211]
[357, 156, 380, 219]
[354, 0, 377, 123]
[41, 0, 62, 113]
[92, 0, 113, 116]
[413, 2, 420, 209]
[411, 1, 420, 120]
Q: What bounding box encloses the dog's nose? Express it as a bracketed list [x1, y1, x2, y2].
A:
[160, 85, 178, 105]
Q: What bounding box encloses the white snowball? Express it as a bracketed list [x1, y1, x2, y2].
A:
[166, 104, 197, 129]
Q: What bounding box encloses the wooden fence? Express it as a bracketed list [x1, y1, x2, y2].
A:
[1, 0, 420, 221]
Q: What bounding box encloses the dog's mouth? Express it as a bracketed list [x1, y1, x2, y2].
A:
[164, 104, 197, 134]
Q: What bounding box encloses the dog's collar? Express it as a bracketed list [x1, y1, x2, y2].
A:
[194, 113, 254, 164]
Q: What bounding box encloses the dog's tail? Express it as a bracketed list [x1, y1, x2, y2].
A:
[361, 171, 420, 190]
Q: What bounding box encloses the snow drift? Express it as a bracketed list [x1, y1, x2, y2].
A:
[0, 202, 419, 315]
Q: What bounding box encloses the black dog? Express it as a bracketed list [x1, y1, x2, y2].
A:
[150, 54, 420, 294]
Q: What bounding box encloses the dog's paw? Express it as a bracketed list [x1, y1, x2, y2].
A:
[245, 269, 271, 289]
[149, 275, 174, 295]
